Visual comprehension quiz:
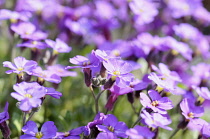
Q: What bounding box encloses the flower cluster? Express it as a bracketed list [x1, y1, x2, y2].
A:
[0, 0, 210, 138]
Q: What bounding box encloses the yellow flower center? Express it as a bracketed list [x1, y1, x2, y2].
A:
[155, 86, 164, 92]
[113, 50, 120, 56]
[64, 132, 70, 137]
[53, 50, 59, 55]
[108, 126, 114, 132]
[24, 94, 32, 98]
[10, 18, 17, 23]
[17, 67, 24, 71]
[113, 71, 120, 76]
[151, 100, 159, 107]
[32, 41, 38, 45]
[171, 50, 179, 55]
[35, 132, 43, 139]
[188, 112, 194, 118]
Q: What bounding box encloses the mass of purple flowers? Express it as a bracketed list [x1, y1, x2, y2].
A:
[0, 0, 210, 138]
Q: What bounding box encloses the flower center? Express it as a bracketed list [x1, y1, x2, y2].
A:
[151, 100, 159, 107]
[82, 61, 90, 66]
[108, 126, 114, 132]
[155, 86, 164, 92]
[113, 71, 120, 76]
[17, 67, 24, 71]
[188, 112, 194, 118]
[113, 50, 120, 56]
[32, 41, 38, 45]
[35, 132, 43, 139]
[24, 94, 33, 98]
[64, 132, 70, 137]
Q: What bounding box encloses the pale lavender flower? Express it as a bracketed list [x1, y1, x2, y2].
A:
[180, 98, 204, 120]
[0, 9, 30, 22]
[140, 90, 173, 114]
[11, 22, 47, 40]
[3, 56, 37, 75]
[45, 38, 72, 54]
[0, 102, 10, 139]
[11, 82, 46, 111]
[17, 41, 47, 49]
[0, 102, 9, 123]
[20, 121, 57, 139]
[32, 66, 61, 84]
[47, 64, 77, 77]
[129, 0, 158, 25]
[194, 86, 210, 100]
[126, 125, 155, 139]
[45, 87, 62, 99]
[96, 132, 119, 139]
[141, 110, 172, 130]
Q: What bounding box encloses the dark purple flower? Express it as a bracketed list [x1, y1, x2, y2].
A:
[96, 114, 128, 138]
[11, 82, 46, 111]
[20, 121, 57, 139]
[0, 102, 9, 123]
[140, 90, 173, 114]
[3, 56, 37, 75]
[180, 98, 204, 120]
[55, 126, 84, 139]
[45, 38, 72, 54]
[0, 102, 10, 139]
[84, 113, 107, 136]
[141, 110, 172, 130]
[126, 125, 155, 139]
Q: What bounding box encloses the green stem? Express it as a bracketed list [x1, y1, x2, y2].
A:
[26, 111, 36, 123]
[132, 116, 142, 127]
[95, 90, 106, 113]
[169, 128, 180, 139]
[89, 86, 97, 114]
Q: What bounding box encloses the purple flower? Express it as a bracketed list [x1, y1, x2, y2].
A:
[180, 98, 204, 120]
[45, 38, 72, 54]
[47, 64, 77, 77]
[141, 110, 172, 130]
[96, 132, 119, 139]
[0, 102, 10, 139]
[126, 125, 155, 139]
[20, 121, 57, 139]
[11, 22, 47, 40]
[140, 90, 173, 114]
[84, 113, 107, 136]
[11, 82, 46, 111]
[0, 9, 30, 22]
[17, 41, 47, 49]
[129, 0, 158, 25]
[3, 56, 37, 75]
[96, 114, 128, 138]
[201, 123, 210, 138]
[0, 102, 9, 123]
[32, 66, 61, 84]
[103, 59, 134, 86]
[55, 126, 84, 139]
[45, 87, 62, 99]
[173, 23, 200, 41]
[193, 86, 210, 100]
[151, 63, 182, 82]
[66, 51, 100, 69]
